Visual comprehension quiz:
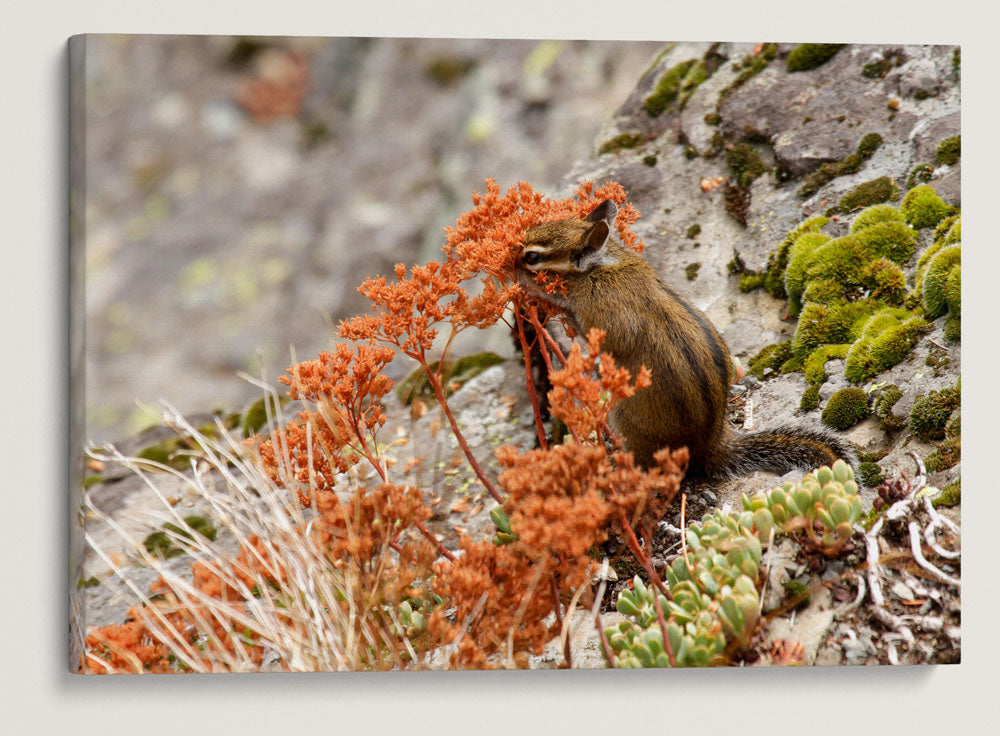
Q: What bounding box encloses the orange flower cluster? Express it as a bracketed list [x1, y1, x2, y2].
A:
[83, 618, 172, 674]
[341, 179, 644, 353]
[84, 178, 696, 672]
[426, 439, 687, 669]
[547, 327, 652, 442]
[254, 342, 396, 503]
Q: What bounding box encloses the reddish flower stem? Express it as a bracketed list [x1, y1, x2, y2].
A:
[619, 513, 671, 600]
[514, 309, 550, 450]
[651, 584, 677, 667]
[416, 355, 504, 504]
[415, 520, 456, 562]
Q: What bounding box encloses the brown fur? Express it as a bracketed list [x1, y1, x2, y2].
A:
[520, 204, 855, 479]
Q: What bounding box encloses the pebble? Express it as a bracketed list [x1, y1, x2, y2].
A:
[701, 489, 718, 504]
[730, 384, 747, 396]
[891, 581, 915, 601]
[741, 375, 761, 388]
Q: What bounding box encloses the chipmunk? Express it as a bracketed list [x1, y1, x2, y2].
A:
[517, 199, 856, 479]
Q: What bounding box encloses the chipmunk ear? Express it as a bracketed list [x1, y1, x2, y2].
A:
[582, 220, 610, 254]
[584, 199, 619, 225]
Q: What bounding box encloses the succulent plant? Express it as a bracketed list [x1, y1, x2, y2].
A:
[608, 462, 864, 668]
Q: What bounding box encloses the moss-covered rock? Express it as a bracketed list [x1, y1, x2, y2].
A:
[747, 340, 792, 380]
[797, 133, 883, 199]
[850, 204, 906, 233]
[922, 245, 960, 319]
[900, 185, 953, 229]
[644, 59, 699, 116]
[800, 385, 820, 411]
[858, 461, 884, 487]
[791, 301, 874, 360]
[872, 384, 904, 430]
[850, 220, 917, 264]
[844, 309, 929, 384]
[784, 231, 832, 315]
[822, 387, 871, 430]
[396, 352, 504, 405]
[726, 142, 768, 187]
[936, 135, 961, 166]
[906, 163, 935, 190]
[786, 44, 844, 72]
[932, 478, 960, 508]
[838, 176, 899, 212]
[598, 132, 643, 155]
[803, 343, 850, 385]
[909, 384, 960, 441]
[861, 258, 907, 305]
[925, 436, 960, 472]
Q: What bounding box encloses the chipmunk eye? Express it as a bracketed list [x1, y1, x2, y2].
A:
[523, 251, 543, 266]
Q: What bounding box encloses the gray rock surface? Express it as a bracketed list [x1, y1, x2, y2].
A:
[76, 40, 961, 669]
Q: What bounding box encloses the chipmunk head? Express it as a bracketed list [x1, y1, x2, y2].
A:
[518, 199, 620, 276]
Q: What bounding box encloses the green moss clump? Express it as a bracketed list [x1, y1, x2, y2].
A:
[798, 162, 841, 199]
[718, 43, 778, 101]
[642, 155, 658, 167]
[861, 258, 907, 305]
[909, 385, 960, 441]
[784, 232, 832, 315]
[800, 385, 820, 411]
[906, 163, 935, 190]
[644, 59, 698, 116]
[936, 135, 961, 166]
[726, 142, 768, 187]
[240, 394, 288, 437]
[858, 461, 884, 487]
[801, 278, 845, 305]
[763, 215, 828, 293]
[791, 301, 874, 360]
[850, 204, 906, 233]
[787, 223, 913, 313]
[946, 410, 960, 438]
[685, 262, 701, 281]
[921, 245, 960, 319]
[932, 478, 960, 508]
[799, 132, 884, 198]
[844, 309, 930, 384]
[803, 343, 850, 385]
[704, 112, 721, 126]
[838, 176, 900, 212]
[747, 340, 792, 380]
[686, 223, 701, 239]
[944, 315, 961, 342]
[598, 132, 643, 155]
[783, 580, 811, 610]
[786, 44, 844, 72]
[925, 436, 960, 472]
[822, 387, 870, 430]
[851, 220, 918, 263]
[855, 133, 883, 160]
[872, 384, 904, 430]
[739, 272, 765, 292]
[900, 185, 953, 229]
[143, 515, 217, 559]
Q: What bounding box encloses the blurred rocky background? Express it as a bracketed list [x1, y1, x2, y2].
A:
[80, 35, 663, 442]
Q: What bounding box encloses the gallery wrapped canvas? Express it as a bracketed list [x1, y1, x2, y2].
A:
[69, 35, 960, 672]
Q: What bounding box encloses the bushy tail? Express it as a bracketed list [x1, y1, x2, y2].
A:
[715, 424, 857, 480]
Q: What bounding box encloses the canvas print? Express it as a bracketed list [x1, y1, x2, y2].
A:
[69, 36, 961, 673]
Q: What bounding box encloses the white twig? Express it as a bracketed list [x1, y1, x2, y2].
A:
[908, 522, 961, 587]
